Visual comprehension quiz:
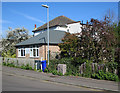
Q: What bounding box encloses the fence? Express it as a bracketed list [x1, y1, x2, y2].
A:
[0, 57, 35, 69]
[79, 62, 118, 74]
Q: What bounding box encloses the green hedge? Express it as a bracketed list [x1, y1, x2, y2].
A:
[91, 70, 119, 82]
[3, 62, 33, 70]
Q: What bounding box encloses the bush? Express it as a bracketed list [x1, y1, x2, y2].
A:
[106, 62, 118, 73]
[25, 64, 30, 70]
[91, 70, 119, 82]
[38, 69, 43, 72]
[3, 62, 6, 66]
[44, 68, 48, 73]
[20, 64, 26, 69]
[57, 71, 63, 76]
[51, 70, 63, 76]
[29, 66, 33, 70]
[52, 70, 58, 75]
[82, 62, 92, 78]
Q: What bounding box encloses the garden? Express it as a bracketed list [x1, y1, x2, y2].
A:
[44, 16, 120, 82]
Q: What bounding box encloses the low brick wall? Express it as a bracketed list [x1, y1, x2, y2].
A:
[1, 57, 35, 69]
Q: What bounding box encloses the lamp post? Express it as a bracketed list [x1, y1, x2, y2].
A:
[42, 4, 49, 65]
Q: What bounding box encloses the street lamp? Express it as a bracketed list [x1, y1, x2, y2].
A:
[42, 4, 50, 65]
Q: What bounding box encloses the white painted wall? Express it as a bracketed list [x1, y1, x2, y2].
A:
[67, 22, 82, 34]
[34, 26, 67, 36]
[33, 22, 83, 36]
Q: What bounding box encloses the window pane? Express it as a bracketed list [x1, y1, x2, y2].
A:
[24, 49, 25, 56]
[21, 49, 23, 56]
[30, 49, 32, 57]
[33, 49, 36, 56]
[37, 49, 39, 56]
[18, 50, 20, 57]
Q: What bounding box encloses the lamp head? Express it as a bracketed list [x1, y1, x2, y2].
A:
[42, 4, 49, 8]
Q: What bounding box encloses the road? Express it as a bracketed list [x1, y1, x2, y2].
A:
[3, 72, 97, 91]
[2, 66, 118, 92]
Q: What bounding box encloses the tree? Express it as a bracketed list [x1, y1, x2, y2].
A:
[2, 27, 30, 57]
[59, 14, 117, 63]
[58, 32, 80, 58]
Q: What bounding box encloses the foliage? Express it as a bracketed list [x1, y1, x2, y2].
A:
[3, 62, 33, 70]
[59, 14, 117, 64]
[20, 64, 26, 69]
[51, 70, 63, 76]
[3, 62, 6, 66]
[37, 69, 43, 72]
[57, 71, 63, 76]
[3, 62, 15, 67]
[106, 62, 118, 73]
[58, 33, 79, 58]
[82, 62, 92, 78]
[52, 70, 58, 75]
[91, 70, 119, 82]
[2, 27, 30, 57]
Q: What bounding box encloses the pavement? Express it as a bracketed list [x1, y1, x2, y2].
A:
[2, 66, 119, 92]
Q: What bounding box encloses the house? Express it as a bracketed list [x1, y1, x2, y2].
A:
[32, 15, 83, 36]
[15, 15, 84, 60]
[15, 30, 65, 60]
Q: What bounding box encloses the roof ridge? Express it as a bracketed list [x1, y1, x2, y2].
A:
[33, 15, 75, 32]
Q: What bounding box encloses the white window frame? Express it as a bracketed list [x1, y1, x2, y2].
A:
[18, 47, 25, 57]
[30, 45, 39, 57]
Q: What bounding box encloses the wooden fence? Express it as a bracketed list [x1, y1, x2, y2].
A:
[79, 62, 118, 74]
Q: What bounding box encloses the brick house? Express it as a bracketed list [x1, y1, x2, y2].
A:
[15, 15, 84, 60]
[15, 30, 65, 60]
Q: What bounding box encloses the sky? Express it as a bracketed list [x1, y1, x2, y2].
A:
[1, 2, 118, 38]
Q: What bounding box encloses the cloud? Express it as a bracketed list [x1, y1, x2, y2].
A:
[11, 10, 45, 24]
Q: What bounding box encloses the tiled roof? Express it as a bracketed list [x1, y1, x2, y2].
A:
[15, 30, 66, 46]
[33, 15, 76, 32]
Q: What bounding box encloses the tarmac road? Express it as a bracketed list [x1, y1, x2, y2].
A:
[2, 72, 98, 91]
[2, 66, 118, 92]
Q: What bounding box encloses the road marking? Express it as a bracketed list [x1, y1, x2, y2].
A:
[3, 72, 102, 91]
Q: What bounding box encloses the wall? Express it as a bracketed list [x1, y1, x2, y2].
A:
[34, 23, 84, 36]
[1, 57, 35, 69]
[16, 44, 60, 60]
[34, 26, 67, 36]
[43, 45, 60, 60]
[55, 26, 67, 32]
[67, 22, 82, 34]
[34, 27, 56, 36]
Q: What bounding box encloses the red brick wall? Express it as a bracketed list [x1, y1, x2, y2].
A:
[16, 44, 60, 60]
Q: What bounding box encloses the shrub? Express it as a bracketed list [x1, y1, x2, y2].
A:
[106, 62, 118, 73]
[29, 66, 33, 70]
[82, 62, 92, 78]
[91, 70, 119, 82]
[57, 71, 63, 76]
[25, 64, 30, 70]
[44, 68, 49, 73]
[52, 70, 58, 75]
[21, 64, 26, 69]
[3, 62, 6, 66]
[38, 69, 43, 72]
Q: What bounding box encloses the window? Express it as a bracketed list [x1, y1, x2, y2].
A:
[18, 48, 25, 57]
[67, 29, 69, 32]
[30, 45, 39, 57]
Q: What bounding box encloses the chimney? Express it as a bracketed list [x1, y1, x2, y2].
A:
[87, 20, 88, 24]
[34, 24, 37, 30]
